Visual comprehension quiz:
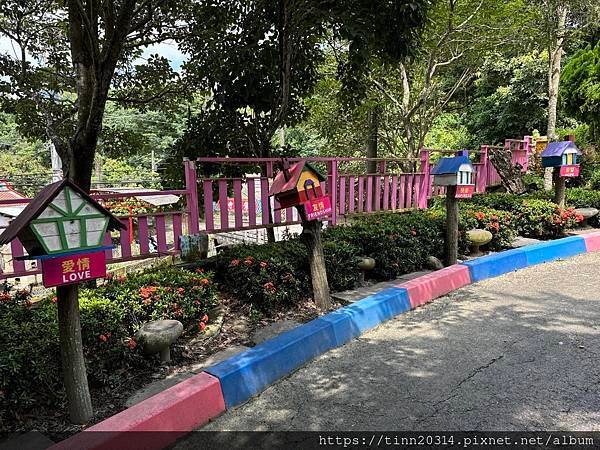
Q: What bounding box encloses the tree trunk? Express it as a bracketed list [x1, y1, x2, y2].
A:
[366, 107, 379, 209]
[57, 284, 93, 424]
[488, 146, 527, 194]
[300, 219, 331, 309]
[553, 168, 566, 208]
[445, 185, 459, 266]
[545, 4, 568, 191]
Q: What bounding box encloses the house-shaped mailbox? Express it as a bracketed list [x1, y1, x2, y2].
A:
[431, 155, 475, 199]
[541, 141, 581, 177]
[268, 160, 332, 221]
[0, 179, 125, 287]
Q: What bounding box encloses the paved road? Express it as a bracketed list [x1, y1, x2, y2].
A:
[176, 252, 600, 437]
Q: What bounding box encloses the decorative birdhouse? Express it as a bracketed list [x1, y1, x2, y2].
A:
[431, 155, 475, 198]
[268, 160, 332, 221]
[541, 141, 581, 177]
[0, 179, 125, 287]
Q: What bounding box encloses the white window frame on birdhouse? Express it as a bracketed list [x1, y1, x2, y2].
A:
[29, 186, 110, 255]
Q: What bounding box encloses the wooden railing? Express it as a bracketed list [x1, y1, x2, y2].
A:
[0, 137, 533, 281]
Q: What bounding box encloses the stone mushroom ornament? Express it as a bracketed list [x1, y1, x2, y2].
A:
[466, 229, 492, 257]
[135, 319, 183, 363]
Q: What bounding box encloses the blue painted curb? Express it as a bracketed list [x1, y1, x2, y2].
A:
[520, 235, 587, 266]
[205, 287, 410, 408]
[206, 234, 593, 411]
[320, 287, 411, 346]
[461, 247, 528, 282]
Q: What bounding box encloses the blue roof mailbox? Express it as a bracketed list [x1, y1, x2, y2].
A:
[431, 155, 475, 198]
[541, 141, 581, 177]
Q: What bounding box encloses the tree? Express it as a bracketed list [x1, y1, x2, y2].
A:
[370, 0, 534, 158]
[467, 52, 548, 146]
[0, 0, 186, 423]
[561, 44, 600, 143]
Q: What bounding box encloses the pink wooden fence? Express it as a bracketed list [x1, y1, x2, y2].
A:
[0, 138, 533, 281]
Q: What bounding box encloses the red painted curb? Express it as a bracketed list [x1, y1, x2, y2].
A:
[581, 231, 600, 253]
[50, 372, 225, 450]
[397, 265, 472, 308]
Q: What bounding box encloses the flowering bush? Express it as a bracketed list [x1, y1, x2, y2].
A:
[0, 266, 218, 422]
[460, 207, 516, 250]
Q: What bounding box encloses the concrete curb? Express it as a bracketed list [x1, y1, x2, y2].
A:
[52, 231, 600, 449]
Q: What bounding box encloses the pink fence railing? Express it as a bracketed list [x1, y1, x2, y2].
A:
[0, 186, 195, 281]
[0, 137, 533, 281]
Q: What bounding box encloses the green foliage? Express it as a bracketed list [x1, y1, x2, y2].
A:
[460, 193, 582, 238]
[561, 44, 600, 135]
[198, 208, 517, 312]
[0, 266, 218, 421]
[467, 51, 549, 146]
[424, 113, 472, 150]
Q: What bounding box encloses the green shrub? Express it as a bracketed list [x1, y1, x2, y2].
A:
[0, 266, 219, 422]
[459, 207, 516, 250]
[459, 193, 581, 238]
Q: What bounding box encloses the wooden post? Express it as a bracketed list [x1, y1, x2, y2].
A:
[553, 168, 566, 208]
[300, 218, 331, 309]
[445, 185, 459, 266]
[57, 284, 93, 423]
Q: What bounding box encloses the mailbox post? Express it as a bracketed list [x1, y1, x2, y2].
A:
[541, 138, 581, 208]
[269, 160, 332, 308]
[431, 153, 475, 265]
[0, 179, 125, 423]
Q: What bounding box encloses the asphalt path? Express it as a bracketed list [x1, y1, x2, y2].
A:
[174, 251, 600, 443]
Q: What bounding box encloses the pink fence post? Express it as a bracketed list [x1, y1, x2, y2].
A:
[173, 214, 183, 250]
[339, 176, 346, 216]
[138, 216, 150, 254]
[202, 179, 214, 232]
[119, 220, 132, 258]
[477, 145, 489, 193]
[183, 159, 200, 235]
[155, 215, 168, 253]
[419, 148, 430, 208]
[233, 179, 243, 229]
[10, 240, 25, 274]
[247, 178, 257, 227]
[327, 160, 338, 225]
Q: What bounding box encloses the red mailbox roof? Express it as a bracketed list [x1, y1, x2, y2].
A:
[0, 179, 125, 246]
[268, 161, 326, 196]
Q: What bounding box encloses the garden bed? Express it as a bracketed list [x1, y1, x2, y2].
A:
[0, 191, 593, 441]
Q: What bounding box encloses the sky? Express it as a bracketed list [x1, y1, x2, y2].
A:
[0, 37, 187, 72]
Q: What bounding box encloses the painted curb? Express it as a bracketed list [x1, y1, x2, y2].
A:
[396, 265, 471, 308]
[50, 372, 225, 450]
[206, 287, 411, 409]
[580, 231, 600, 252]
[520, 235, 587, 265]
[461, 247, 528, 282]
[53, 233, 600, 448]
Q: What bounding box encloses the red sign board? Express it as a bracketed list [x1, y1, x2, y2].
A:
[455, 185, 475, 199]
[42, 251, 107, 288]
[304, 196, 332, 221]
[560, 165, 580, 177]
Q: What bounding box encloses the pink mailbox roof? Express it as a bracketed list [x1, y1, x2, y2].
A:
[268, 161, 326, 196]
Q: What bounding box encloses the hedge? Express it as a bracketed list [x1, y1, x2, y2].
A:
[434, 193, 582, 239]
[0, 266, 218, 423]
[198, 208, 516, 312]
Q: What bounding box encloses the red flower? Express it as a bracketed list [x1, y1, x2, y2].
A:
[127, 338, 137, 350]
[143, 298, 152, 305]
[195, 268, 205, 274]
[199, 322, 206, 331]
[230, 259, 241, 267]
[475, 212, 485, 221]
[244, 257, 254, 266]
[177, 287, 185, 295]
[200, 278, 209, 286]
[117, 275, 126, 283]
[25, 300, 32, 307]
[260, 261, 268, 269]
[263, 282, 276, 293]
[0, 293, 12, 302]
[51, 296, 58, 304]
[99, 334, 108, 342]
[201, 314, 209, 323]
[410, 229, 417, 236]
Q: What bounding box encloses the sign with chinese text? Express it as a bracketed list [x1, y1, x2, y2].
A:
[455, 185, 475, 199]
[560, 165, 580, 178]
[42, 251, 106, 288]
[304, 196, 332, 221]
